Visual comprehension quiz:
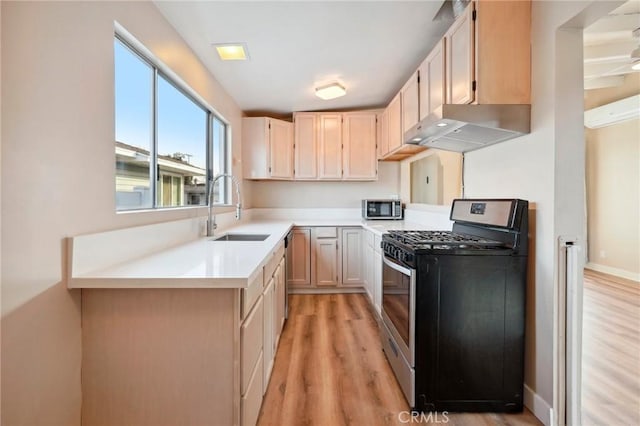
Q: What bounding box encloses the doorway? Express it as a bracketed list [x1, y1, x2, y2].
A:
[581, 2, 640, 424]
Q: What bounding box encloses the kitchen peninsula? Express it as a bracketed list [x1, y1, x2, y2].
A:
[69, 212, 446, 426]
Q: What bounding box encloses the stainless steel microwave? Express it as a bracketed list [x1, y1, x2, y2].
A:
[362, 199, 403, 220]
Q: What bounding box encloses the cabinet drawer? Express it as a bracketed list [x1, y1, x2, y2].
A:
[264, 241, 285, 285]
[241, 295, 264, 395]
[274, 242, 285, 264]
[241, 350, 264, 426]
[315, 227, 338, 238]
[242, 269, 264, 319]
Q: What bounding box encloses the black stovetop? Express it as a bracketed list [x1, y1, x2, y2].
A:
[384, 230, 505, 249]
[381, 230, 513, 265]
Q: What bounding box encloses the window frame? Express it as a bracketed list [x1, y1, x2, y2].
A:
[114, 30, 231, 212]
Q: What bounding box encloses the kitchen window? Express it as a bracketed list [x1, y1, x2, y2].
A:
[114, 34, 229, 211]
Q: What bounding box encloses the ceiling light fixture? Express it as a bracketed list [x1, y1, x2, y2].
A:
[213, 43, 249, 61]
[315, 82, 347, 100]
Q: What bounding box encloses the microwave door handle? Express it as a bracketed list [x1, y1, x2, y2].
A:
[392, 202, 396, 217]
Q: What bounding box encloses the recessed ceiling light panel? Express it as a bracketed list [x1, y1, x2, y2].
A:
[213, 43, 249, 61]
[315, 82, 347, 100]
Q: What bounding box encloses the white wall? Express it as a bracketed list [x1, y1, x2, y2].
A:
[0, 1, 242, 424]
[248, 161, 400, 208]
[461, 1, 621, 423]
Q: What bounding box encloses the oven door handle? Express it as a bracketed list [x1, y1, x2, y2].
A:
[383, 255, 413, 276]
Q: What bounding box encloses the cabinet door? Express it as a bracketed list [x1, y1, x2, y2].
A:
[377, 110, 389, 159]
[445, 3, 475, 105]
[262, 278, 275, 390]
[287, 228, 311, 287]
[317, 114, 343, 179]
[401, 71, 420, 135]
[315, 238, 339, 287]
[373, 251, 382, 315]
[241, 295, 264, 396]
[275, 259, 286, 340]
[293, 113, 317, 179]
[341, 228, 364, 286]
[342, 112, 377, 180]
[269, 119, 293, 179]
[242, 117, 270, 179]
[363, 241, 374, 303]
[420, 38, 446, 121]
[241, 350, 263, 426]
[387, 93, 402, 153]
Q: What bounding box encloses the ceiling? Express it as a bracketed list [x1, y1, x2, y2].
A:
[583, 0, 640, 90]
[154, 1, 451, 115]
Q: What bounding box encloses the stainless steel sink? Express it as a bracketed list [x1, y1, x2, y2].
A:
[211, 234, 270, 242]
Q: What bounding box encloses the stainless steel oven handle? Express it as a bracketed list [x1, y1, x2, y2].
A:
[383, 255, 413, 276]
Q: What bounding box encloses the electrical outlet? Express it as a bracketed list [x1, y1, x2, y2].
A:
[599, 250, 606, 259]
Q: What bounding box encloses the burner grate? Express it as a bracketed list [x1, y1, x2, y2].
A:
[385, 230, 504, 249]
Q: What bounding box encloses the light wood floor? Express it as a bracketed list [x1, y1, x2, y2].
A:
[258, 294, 541, 426]
[582, 270, 640, 425]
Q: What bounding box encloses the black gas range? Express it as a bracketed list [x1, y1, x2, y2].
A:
[380, 199, 529, 413]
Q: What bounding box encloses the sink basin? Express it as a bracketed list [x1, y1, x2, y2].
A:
[211, 233, 270, 242]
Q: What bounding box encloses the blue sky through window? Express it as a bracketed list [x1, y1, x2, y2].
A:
[157, 76, 207, 169]
[115, 40, 152, 152]
[115, 39, 207, 170]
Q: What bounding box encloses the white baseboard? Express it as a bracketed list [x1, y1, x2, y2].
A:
[585, 262, 640, 283]
[524, 384, 552, 426]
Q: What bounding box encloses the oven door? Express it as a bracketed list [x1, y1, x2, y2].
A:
[381, 255, 416, 366]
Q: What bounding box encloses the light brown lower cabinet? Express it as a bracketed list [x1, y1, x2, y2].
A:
[81, 245, 286, 426]
[288, 226, 366, 291]
[315, 228, 340, 287]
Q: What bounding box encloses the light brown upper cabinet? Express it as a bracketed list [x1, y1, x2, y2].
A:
[401, 71, 420, 135]
[342, 112, 377, 180]
[295, 111, 378, 181]
[445, 4, 475, 105]
[381, 91, 426, 161]
[386, 92, 403, 154]
[380, 0, 530, 161]
[376, 109, 388, 160]
[473, 0, 531, 104]
[445, 0, 531, 105]
[419, 38, 446, 120]
[243, 117, 293, 179]
[293, 113, 317, 179]
[317, 113, 343, 180]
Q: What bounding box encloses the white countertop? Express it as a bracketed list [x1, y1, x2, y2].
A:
[69, 218, 438, 290]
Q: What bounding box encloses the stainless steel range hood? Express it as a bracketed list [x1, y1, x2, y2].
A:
[404, 104, 531, 153]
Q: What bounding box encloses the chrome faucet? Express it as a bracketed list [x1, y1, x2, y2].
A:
[207, 173, 242, 237]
